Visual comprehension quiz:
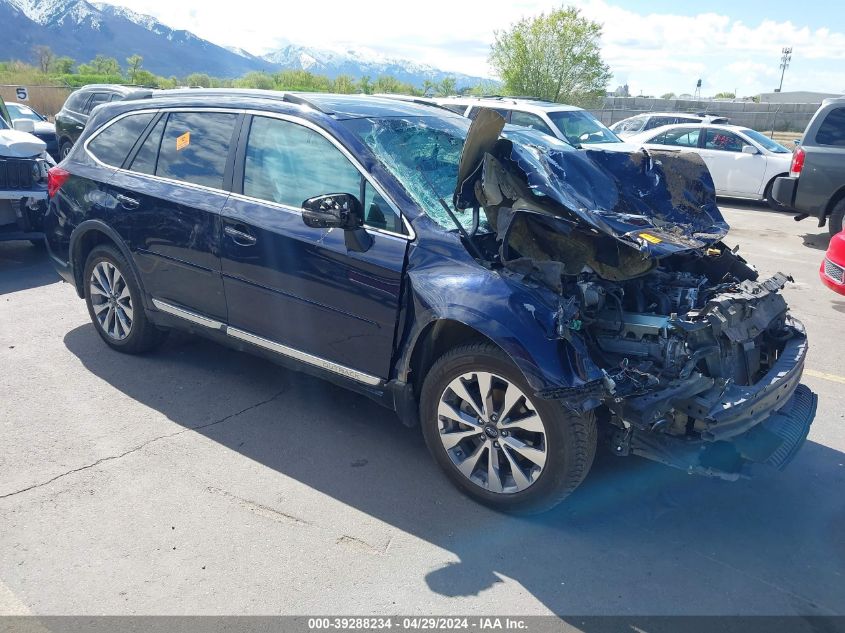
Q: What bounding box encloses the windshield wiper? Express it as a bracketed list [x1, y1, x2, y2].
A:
[416, 166, 486, 262]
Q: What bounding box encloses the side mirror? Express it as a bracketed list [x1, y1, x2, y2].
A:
[12, 119, 35, 133]
[301, 193, 372, 252]
[741, 144, 759, 155]
[302, 193, 363, 229]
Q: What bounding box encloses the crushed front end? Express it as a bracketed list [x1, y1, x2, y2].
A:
[0, 131, 51, 241]
[454, 110, 818, 479]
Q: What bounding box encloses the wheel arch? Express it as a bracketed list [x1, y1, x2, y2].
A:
[824, 185, 845, 218]
[69, 221, 151, 309]
[404, 318, 503, 396]
[764, 171, 788, 196]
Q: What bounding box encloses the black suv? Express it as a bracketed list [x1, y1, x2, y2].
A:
[773, 97, 845, 235]
[45, 90, 816, 513]
[55, 84, 134, 159]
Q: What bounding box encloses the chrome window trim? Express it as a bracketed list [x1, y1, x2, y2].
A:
[152, 298, 225, 331]
[83, 106, 415, 240]
[240, 110, 415, 241]
[152, 298, 383, 386]
[227, 327, 383, 386]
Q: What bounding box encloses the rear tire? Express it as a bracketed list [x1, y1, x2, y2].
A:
[60, 141, 72, 160]
[829, 199, 845, 236]
[83, 245, 167, 354]
[420, 342, 596, 514]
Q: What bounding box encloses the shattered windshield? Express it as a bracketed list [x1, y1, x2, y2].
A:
[344, 116, 479, 230]
[548, 110, 620, 145]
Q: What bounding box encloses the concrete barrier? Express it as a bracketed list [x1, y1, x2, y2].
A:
[589, 97, 823, 133]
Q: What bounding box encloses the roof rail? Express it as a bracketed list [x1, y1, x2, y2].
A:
[119, 88, 332, 114]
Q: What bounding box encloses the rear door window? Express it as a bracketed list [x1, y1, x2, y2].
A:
[815, 107, 845, 146]
[87, 112, 155, 167]
[155, 111, 238, 189]
[129, 116, 165, 175]
[645, 116, 673, 130]
[509, 111, 555, 135]
[704, 129, 744, 152]
[467, 107, 510, 122]
[84, 92, 112, 115]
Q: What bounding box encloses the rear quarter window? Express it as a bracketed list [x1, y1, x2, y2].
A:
[64, 91, 89, 113]
[815, 107, 845, 146]
[87, 112, 156, 167]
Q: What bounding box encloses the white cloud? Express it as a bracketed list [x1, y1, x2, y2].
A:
[105, 0, 845, 95]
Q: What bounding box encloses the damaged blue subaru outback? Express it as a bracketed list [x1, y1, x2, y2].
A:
[45, 91, 817, 513]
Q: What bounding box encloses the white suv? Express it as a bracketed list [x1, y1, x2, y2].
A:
[432, 96, 625, 148]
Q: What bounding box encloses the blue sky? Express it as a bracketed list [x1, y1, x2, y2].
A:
[109, 0, 845, 96]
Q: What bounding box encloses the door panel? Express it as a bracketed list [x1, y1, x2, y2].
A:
[698, 128, 766, 196]
[221, 115, 408, 379]
[107, 110, 241, 321]
[108, 170, 229, 321]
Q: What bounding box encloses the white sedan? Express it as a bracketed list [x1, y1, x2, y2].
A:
[627, 123, 793, 208]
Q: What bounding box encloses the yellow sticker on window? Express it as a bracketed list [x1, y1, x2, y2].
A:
[176, 131, 190, 151]
[639, 232, 662, 244]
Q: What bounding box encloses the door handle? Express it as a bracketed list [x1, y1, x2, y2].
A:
[224, 224, 257, 246]
[115, 194, 140, 210]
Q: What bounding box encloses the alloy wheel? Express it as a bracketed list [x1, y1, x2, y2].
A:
[89, 261, 133, 341]
[437, 371, 548, 494]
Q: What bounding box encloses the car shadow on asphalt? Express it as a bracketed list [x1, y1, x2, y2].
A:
[63, 324, 845, 619]
[0, 241, 60, 294]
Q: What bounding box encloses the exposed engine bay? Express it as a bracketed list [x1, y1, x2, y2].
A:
[451, 109, 815, 477]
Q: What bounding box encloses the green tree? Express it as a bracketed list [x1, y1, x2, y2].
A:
[435, 77, 456, 96]
[185, 72, 212, 88]
[358, 75, 372, 94]
[374, 75, 402, 94]
[421, 79, 435, 96]
[32, 45, 55, 73]
[126, 54, 143, 83]
[489, 6, 611, 105]
[332, 74, 356, 94]
[132, 69, 157, 86]
[714, 91, 736, 99]
[660, 92, 676, 100]
[233, 71, 275, 89]
[78, 55, 120, 76]
[52, 56, 74, 74]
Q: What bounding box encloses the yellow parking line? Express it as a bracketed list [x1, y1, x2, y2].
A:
[804, 368, 845, 385]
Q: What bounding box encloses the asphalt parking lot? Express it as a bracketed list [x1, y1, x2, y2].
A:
[1, 203, 843, 618]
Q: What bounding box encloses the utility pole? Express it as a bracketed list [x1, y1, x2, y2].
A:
[778, 47, 792, 92]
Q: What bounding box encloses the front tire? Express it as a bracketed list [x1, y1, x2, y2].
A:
[83, 245, 167, 354]
[60, 141, 72, 160]
[420, 342, 597, 514]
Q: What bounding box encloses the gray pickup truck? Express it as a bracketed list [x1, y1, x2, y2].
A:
[773, 97, 845, 235]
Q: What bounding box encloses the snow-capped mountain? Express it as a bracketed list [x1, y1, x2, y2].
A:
[0, 0, 491, 88]
[0, 0, 273, 77]
[263, 43, 487, 88]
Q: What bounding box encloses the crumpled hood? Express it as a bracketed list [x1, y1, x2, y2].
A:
[0, 129, 47, 158]
[454, 109, 728, 258]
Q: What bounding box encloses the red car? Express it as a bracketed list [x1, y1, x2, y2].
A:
[821, 230, 845, 295]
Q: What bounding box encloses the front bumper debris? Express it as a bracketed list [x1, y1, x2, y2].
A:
[621, 383, 817, 480]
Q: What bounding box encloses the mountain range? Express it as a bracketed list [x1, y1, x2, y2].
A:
[0, 0, 491, 88]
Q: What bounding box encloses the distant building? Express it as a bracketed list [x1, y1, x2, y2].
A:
[759, 90, 843, 103]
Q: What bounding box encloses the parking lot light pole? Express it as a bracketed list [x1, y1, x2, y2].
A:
[778, 47, 792, 92]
